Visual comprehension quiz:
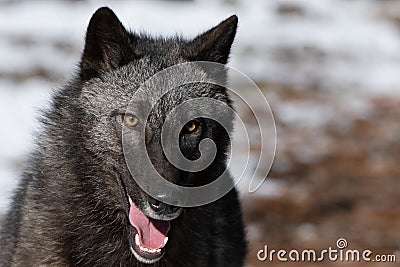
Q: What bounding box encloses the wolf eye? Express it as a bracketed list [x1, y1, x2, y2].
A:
[184, 120, 198, 134]
[123, 114, 139, 127]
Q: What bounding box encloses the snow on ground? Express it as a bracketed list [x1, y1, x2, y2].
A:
[0, 79, 50, 211]
[1, 0, 400, 93]
[1, 0, 400, 213]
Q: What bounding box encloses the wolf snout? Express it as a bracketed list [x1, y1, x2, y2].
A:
[148, 195, 182, 219]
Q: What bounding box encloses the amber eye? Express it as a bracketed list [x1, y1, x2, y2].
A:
[123, 114, 139, 127]
[184, 120, 198, 134]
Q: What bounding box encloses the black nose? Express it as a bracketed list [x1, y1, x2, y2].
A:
[148, 196, 181, 214]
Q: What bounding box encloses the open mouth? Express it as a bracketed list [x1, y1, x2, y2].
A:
[128, 196, 170, 264]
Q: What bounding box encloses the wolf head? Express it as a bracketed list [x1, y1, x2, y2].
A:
[65, 7, 237, 264]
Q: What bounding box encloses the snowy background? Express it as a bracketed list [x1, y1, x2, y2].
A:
[1, 0, 400, 266]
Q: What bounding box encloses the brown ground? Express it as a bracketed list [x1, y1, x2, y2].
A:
[241, 82, 400, 267]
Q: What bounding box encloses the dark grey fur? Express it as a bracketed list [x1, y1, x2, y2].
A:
[0, 7, 246, 266]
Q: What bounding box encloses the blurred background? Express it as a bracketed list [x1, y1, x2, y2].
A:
[0, 0, 399, 266]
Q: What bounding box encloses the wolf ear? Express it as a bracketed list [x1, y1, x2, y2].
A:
[80, 7, 138, 80]
[188, 15, 238, 64]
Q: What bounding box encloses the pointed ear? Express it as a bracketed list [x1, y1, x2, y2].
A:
[188, 15, 238, 64]
[80, 7, 139, 80]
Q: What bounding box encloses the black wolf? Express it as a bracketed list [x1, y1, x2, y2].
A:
[0, 7, 246, 266]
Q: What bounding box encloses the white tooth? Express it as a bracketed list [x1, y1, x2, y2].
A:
[128, 196, 133, 205]
[162, 237, 169, 247]
[135, 234, 140, 246]
[140, 244, 148, 252]
[134, 233, 162, 254]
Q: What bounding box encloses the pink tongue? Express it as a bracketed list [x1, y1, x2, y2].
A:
[129, 202, 170, 249]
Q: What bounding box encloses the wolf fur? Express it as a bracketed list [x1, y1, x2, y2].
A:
[0, 7, 246, 266]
